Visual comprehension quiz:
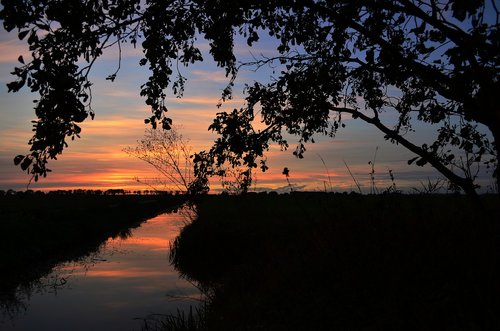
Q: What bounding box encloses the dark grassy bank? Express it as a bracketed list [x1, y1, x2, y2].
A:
[171, 193, 499, 330]
[0, 192, 186, 308]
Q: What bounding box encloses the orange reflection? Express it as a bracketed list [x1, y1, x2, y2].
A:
[56, 212, 190, 281]
[84, 269, 167, 278]
[116, 236, 169, 250]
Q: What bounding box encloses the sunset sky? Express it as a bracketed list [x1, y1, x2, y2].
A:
[0, 26, 495, 193]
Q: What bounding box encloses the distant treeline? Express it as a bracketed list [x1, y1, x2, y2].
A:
[0, 188, 185, 196]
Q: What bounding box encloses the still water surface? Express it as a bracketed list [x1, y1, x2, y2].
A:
[2, 207, 199, 331]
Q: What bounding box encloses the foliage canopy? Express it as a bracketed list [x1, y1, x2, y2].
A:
[1, 0, 499, 195]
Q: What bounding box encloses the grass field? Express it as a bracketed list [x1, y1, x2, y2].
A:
[2, 192, 498, 329]
[170, 193, 500, 330]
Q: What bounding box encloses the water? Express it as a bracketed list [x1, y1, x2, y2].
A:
[1, 207, 200, 331]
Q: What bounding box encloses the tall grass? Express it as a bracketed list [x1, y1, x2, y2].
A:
[343, 159, 362, 194]
[137, 305, 207, 331]
[168, 193, 499, 330]
[317, 154, 333, 192]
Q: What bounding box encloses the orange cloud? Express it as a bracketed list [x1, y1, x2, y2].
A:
[167, 95, 245, 107]
[190, 69, 235, 83]
[0, 39, 30, 63]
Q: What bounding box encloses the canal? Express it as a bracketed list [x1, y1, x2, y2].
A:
[1, 206, 200, 331]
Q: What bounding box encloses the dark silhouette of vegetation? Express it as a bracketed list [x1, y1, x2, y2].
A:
[412, 177, 447, 194]
[281, 167, 294, 192]
[124, 126, 195, 193]
[0, 1, 498, 197]
[169, 193, 500, 330]
[0, 192, 186, 317]
[137, 306, 208, 331]
[343, 159, 363, 194]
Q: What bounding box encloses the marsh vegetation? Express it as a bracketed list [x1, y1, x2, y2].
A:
[1, 191, 498, 330]
[168, 193, 499, 330]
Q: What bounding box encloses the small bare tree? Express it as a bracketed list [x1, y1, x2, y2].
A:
[124, 126, 193, 193]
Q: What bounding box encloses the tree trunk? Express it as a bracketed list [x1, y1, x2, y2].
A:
[491, 123, 500, 196]
[476, 81, 500, 196]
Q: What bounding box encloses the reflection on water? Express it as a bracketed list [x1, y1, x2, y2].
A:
[1, 207, 200, 331]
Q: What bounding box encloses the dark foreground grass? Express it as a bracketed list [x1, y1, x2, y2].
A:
[0, 193, 186, 312]
[170, 193, 500, 331]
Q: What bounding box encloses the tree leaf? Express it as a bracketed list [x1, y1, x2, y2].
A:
[13, 155, 25, 165]
[20, 157, 32, 171]
[18, 30, 29, 40]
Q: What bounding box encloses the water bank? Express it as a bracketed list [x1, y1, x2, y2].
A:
[0, 194, 187, 314]
[171, 193, 500, 330]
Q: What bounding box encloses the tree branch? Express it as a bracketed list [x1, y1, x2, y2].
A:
[331, 106, 478, 196]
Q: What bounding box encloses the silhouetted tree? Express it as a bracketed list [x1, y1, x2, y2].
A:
[1, 1, 498, 196]
[123, 126, 194, 193]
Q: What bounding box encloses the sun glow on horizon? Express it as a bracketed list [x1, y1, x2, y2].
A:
[2, 26, 492, 194]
